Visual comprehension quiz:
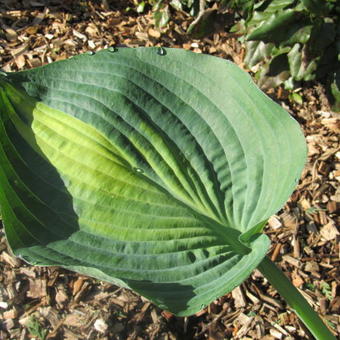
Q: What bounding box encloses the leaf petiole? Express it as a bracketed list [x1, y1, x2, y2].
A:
[258, 256, 336, 340]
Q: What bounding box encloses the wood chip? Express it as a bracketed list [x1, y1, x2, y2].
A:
[244, 289, 260, 305]
[3, 319, 15, 330]
[5, 28, 18, 41]
[234, 313, 253, 337]
[3, 308, 18, 319]
[304, 261, 320, 273]
[135, 31, 149, 40]
[0, 301, 9, 309]
[320, 221, 339, 241]
[93, 318, 108, 333]
[72, 277, 85, 296]
[321, 118, 340, 133]
[327, 200, 338, 213]
[88, 40, 96, 49]
[150, 309, 158, 324]
[39, 306, 60, 329]
[270, 328, 283, 339]
[292, 271, 304, 288]
[281, 212, 298, 230]
[109, 297, 126, 308]
[64, 312, 85, 328]
[282, 255, 300, 268]
[299, 198, 311, 211]
[271, 243, 282, 261]
[55, 287, 68, 306]
[14, 55, 26, 69]
[1, 251, 21, 267]
[232, 286, 246, 308]
[148, 28, 161, 38]
[268, 216, 282, 229]
[27, 278, 47, 299]
[85, 24, 99, 38]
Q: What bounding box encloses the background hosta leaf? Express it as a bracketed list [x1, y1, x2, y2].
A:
[302, 0, 332, 16]
[246, 9, 313, 45]
[330, 70, 340, 112]
[0, 48, 306, 315]
[255, 54, 291, 89]
[287, 43, 318, 81]
[244, 41, 276, 69]
[308, 20, 336, 55]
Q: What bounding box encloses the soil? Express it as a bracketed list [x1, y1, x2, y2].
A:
[0, 1, 339, 339]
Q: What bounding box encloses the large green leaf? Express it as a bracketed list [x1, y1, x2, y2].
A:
[0, 47, 306, 315]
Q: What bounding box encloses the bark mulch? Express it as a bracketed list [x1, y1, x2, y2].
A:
[0, 1, 339, 339]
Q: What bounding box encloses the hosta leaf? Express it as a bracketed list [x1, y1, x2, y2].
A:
[309, 21, 336, 55]
[247, 10, 304, 44]
[246, 0, 295, 27]
[302, 0, 332, 16]
[153, 5, 170, 28]
[330, 69, 340, 112]
[244, 41, 275, 69]
[288, 43, 318, 81]
[255, 54, 291, 89]
[257, 0, 295, 13]
[283, 24, 312, 46]
[0, 48, 306, 315]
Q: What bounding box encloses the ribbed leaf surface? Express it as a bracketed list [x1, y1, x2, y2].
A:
[0, 48, 306, 315]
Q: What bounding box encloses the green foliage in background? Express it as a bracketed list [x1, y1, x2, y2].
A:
[233, 0, 340, 111]
[132, 0, 200, 28]
[138, 0, 340, 110]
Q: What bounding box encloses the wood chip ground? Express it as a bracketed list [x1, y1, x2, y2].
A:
[0, 1, 339, 339]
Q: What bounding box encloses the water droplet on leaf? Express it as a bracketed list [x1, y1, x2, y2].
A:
[157, 47, 166, 56]
[133, 167, 144, 174]
[87, 51, 95, 55]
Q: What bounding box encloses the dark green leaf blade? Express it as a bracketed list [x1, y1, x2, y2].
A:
[0, 48, 306, 315]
